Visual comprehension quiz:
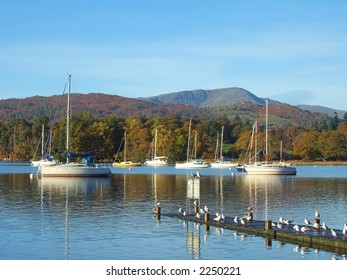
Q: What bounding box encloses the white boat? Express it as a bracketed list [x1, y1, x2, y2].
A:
[144, 129, 168, 166]
[240, 100, 296, 175]
[31, 124, 57, 166]
[175, 119, 209, 169]
[113, 132, 141, 167]
[39, 74, 111, 177]
[210, 126, 237, 168]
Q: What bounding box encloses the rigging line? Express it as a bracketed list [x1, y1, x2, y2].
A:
[42, 82, 68, 155]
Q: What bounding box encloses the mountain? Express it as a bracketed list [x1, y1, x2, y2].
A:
[0, 89, 330, 128]
[141, 87, 278, 107]
[297, 105, 346, 119]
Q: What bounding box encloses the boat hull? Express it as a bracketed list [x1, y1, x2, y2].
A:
[40, 164, 111, 177]
[242, 164, 297, 175]
[31, 160, 57, 167]
[210, 161, 238, 168]
[175, 161, 210, 169]
[113, 162, 141, 167]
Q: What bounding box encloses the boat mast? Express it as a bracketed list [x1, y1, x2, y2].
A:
[186, 119, 191, 162]
[265, 99, 269, 163]
[41, 124, 44, 158]
[220, 126, 224, 161]
[66, 73, 71, 164]
[124, 131, 127, 162]
[154, 129, 158, 159]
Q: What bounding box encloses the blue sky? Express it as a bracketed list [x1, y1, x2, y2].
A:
[1, 0, 347, 110]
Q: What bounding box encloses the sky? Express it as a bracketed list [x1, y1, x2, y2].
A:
[1, 0, 347, 110]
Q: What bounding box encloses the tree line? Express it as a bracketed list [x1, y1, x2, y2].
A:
[1, 112, 347, 163]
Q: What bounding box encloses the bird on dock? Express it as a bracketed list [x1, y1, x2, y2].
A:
[343, 226, 347, 236]
[199, 208, 205, 214]
[283, 218, 293, 226]
[304, 218, 311, 226]
[301, 226, 310, 233]
[293, 225, 300, 232]
[322, 222, 330, 231]
[247, 206, 254, 212]
[194, 200, 198, 206]
[204, 205, 209, 213]
[196, 212, 201, 219]
[156, 202, 161, 207]
[331, 229, 338, 238]
[344, 224, 347, 232]
[279, 217, 285, 223]
[234, 216, 239, 223]
[240, 218, 246, 225]
[277, 223, 283, 229]
[179, 207, 184, 214]
[190, 171, 201, 178]
[313, 222, 320, 229]
[213, 213, 221, 222]
[315, 210, 320, 218]
[182, 211, 186, 216]
[221, 213, 226, 221]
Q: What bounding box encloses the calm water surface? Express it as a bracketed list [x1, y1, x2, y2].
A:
[0, 164, 346, 260]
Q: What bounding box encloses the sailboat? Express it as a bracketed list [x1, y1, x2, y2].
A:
[31, 124, 57, 166]
[39, 74, 111, 177]
[210, 126, 237, 168]
[144, 129, 168, 166]
[238, 100, 297, 175]
[113, 132, 141, 167]
[175, 119, 209, 168]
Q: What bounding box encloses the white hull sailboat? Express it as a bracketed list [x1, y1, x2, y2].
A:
[175, 119, 209, 169]
[239, 100, 296, 175]
[144, 129, 168, 166]
[31, 124, 57, 166]
[40, 74, 111, 177]
[210, 126, 237, 168]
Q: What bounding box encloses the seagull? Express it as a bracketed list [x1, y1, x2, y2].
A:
[315, 210, 320, 218]
[331, 229, 338, 238]
[313, 222, 320, 229]
[293, 225, 300, 232]
[301, 226, 310, 233]
[279, 217, 285, 223]
[199, 208, 205, 214]
[322, 222, 330, 231]
[343, 226, 347, 236]
[182, 211, 186, 216]
[240, 218, 246, 225]
[283, 219, 293, 226]
[234, 216, 239, 223]
[344, 224, 347, 231]
[213, 214, 221, 222]
[196, 212, 201, 219]
[304, 218, 311, 226]
[204, 205, 209, 213]
[221, 213, 226, 221]
[194, 200, 198, 206]
[277, 223, 283, 229]
[247, 206, 254, 212]
[196, 171, 201, 178]
[179, 207, 183, 214]
[156, 202, 161, 207]
[272, 222, 277, 227]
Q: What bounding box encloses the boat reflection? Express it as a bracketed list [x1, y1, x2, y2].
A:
[38, 176, 111, 189]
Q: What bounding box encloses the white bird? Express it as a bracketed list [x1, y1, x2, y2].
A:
[182, 211, 186, 216]
[343, 227, 347, 236]
[301, 226, 310, 233]
[315, 210, 320, 218]
[213, 214, 221, 222]
[293, 225, 300, 232]
[322, 222, 329, 231]
[196, 212, 201, 219]
[234, 216, 239, 223]
[247, 206, 254, 212]
[194, 200, 198, 206]
[204, 205, 209, 213]
[279, 217, 285, 223]
[196, 171, 201, 178]
[277, 223, 283, 229]
[313, 222, 320, 229]
[240, 218, 246, 225]
[199, 208, 205, 214]
[179, 207, 183, 214]
[221, 213, 226, 221]
[304, 218, 311, 226]
[283, 219, 293, 226]
[272, 222, 276, 227]
[344, 224, 347, 231]
[156, 202, 161, 207]
[331, 229, 337, 238]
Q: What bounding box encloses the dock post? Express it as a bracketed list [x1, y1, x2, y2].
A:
[204, 212, 210, 223]
[156, 206, 161, 220]
[265, 220, 272, 230]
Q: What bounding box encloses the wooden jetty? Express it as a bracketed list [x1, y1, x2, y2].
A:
[156, 207, 347, 255]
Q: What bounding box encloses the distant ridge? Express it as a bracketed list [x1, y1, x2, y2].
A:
[297, 105, 346, 119]
[142, 87, 278, 107]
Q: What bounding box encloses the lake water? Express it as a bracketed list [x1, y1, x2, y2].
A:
[0, 164, 347, 260]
